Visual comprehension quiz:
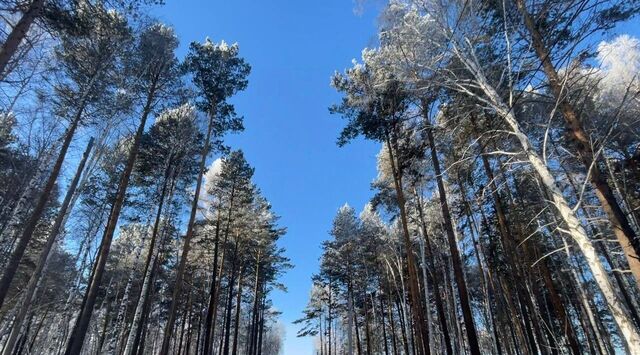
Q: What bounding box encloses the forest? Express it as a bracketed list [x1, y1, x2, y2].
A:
[1, 0, 640, 354]
[294, 0, 640, 354]
[0, 1, 290, 354]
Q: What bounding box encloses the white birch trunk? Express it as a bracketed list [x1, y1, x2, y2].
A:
[452, 43, 640, 351]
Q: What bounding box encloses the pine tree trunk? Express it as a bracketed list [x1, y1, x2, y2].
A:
[0, 148, 52, 259]
[202, 211, 221, 355]
[231, 268, 244, 355]
[328, 278, 332, 355]
[415, 197, 453, 355]
[424, 125, 481, 354]
[248, 264, 261, 355]
[385, 281, 398, 355]
[0, 0, 45, 79]
[204, 182, 236, 355]
[222, 241, 239, 355]
[364, 296, 372, 355]
[64, 77, 159, 355]
[122, 159, 175, 355]
[383, 132, 430, 355]
[159, 106, 216, 355]
[471, 114, 582, 353]
[347, 281, 354, 355]
[378, 280, 390, 355]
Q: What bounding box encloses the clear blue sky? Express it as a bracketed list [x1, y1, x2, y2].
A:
[153, 1, 382, 353]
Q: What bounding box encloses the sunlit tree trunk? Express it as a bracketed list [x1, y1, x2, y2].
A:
[383, 129, 430, 355]
[514, 0, 640, 287]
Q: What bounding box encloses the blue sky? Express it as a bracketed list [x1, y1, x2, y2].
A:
[153, 1, 383, 353]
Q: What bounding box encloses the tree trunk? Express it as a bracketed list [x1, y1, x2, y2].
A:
[0, 148, 52, 259]
[383, 132, 430, 355]
[378, 281, 390, 355]
[202, 211, 222, 355]
[123, 158, 175, 355]
[0, 100, 85, 310]
[204, 181, 236, 355]
[415, 196, 453, 355]
[159, 106, 216, 355]
[0, 0, 45, 79]
[424, 125, 481, 354]
[231, 268, 244, 355]
[64, 78, 158, 355]
[471, 114, 582, 353]
[222, 241, 239, 355]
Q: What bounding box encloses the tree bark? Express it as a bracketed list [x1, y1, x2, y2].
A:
[222, 240, 239, 355]
[122, 158, 175, 355]
[415, 194, 453, 355]
[0, 0, 45, 80]
[204, 181, 236, 355]
[231, 267, 244, 355]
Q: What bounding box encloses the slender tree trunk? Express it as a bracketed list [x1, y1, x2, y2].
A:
[177, 288, 192, 355]
[328, 278, 332, 355]
[202, 212, 221, 355]
[26, 306, 49, 354]
[204, 182, 236, 355]
[424, 125, 481, 354]
[222, 241, 239, 355]
[415, 196, 453, 355]
[386, 283, 398, 355]
[257, 294, 266, 355]
[123, 160, 175, 355]
[514, 0, 640, 287]
[159, 106, 217, 355]
[231, 268, 244, 355]
[378, 281, 390, 355]
[353, 293, 362, 355]
[64, 76, 159, 355]
[0, 148, 52, 257]
[0, 0, 45, 80]
[347, 280, 354, 355]
[383, 131, 429, 355]
[364, 296, 372, 355]
[471, 114, 581, 353]
[248, 259, 262, 355]
[557, 146, 640, 327]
